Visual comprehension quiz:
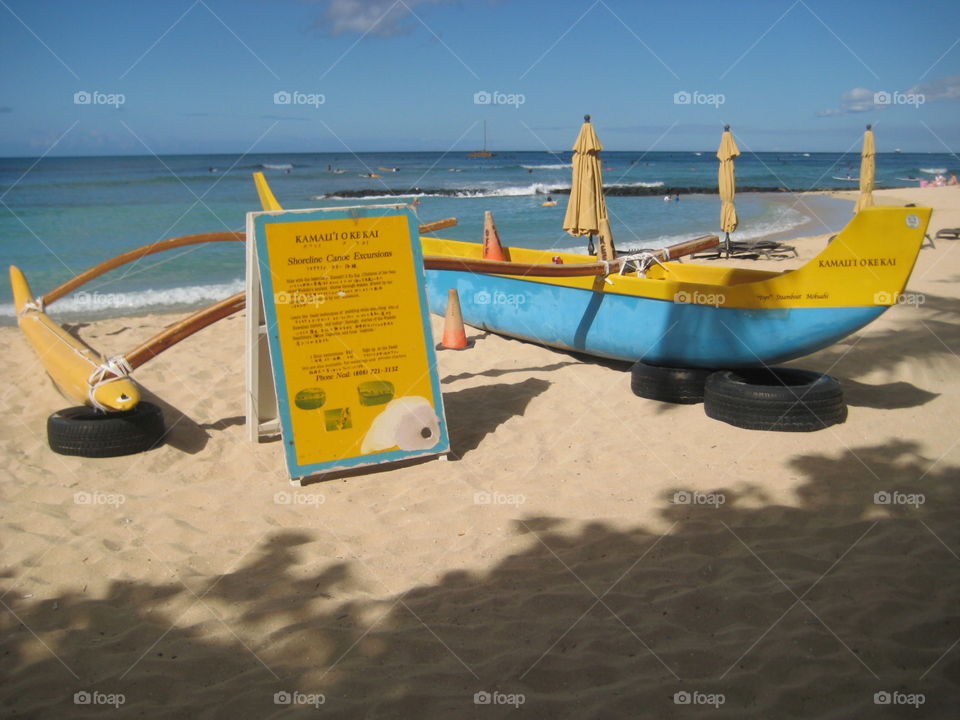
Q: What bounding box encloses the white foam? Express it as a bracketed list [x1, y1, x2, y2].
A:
[0, 279, 245, 321]
[462, 180, 665, 195]
[261, 163, 293, 170]
[919, 168, 947, 175]
[314, 184, 569, 200]
[461, 183, 568, 197]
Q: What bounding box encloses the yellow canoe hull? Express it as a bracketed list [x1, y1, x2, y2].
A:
[422, 205, 931, 310]
[10, 266, 140, 411]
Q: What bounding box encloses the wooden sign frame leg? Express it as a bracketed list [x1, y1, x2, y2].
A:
[245, 218, 280, 441]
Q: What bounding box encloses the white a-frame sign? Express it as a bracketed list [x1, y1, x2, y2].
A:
[245, 204, 449, 482]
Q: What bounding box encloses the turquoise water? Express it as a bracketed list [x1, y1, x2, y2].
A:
[1, 150, 953, 323]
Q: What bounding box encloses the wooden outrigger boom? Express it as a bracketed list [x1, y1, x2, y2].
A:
[40, 232, 243, 307]
[124, 292, 246, 371]
[424, 235, 718, 278]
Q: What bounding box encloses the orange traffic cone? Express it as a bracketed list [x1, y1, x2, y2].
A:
[482, 210, 507, 261]
[436, 288, 473, 350]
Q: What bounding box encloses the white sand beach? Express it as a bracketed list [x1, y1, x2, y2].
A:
[2, 186, 959, 717]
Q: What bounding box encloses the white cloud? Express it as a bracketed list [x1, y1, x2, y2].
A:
[840, 87, 877, 113]
[907, 75, 960, 102]
[316, 0, 450, 37]
[818, 76, 960, 117]
[816, 87, 882, 117]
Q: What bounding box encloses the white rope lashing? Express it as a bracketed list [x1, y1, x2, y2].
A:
[18, 297, 45, 316]
[87, 355, 133, 411]
[614, 251, 669, 278]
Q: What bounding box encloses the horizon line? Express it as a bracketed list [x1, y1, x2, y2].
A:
[0, 148, 953, 160]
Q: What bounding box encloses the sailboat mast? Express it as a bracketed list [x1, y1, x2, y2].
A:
[468, 119, 496, 157]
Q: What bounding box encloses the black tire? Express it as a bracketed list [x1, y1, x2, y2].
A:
[630, 362, 717, 404]
[704, 367, 846, 432]
[47, 402, 165, 457]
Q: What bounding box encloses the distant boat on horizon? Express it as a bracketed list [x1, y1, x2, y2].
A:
[468, 121, 496, 158]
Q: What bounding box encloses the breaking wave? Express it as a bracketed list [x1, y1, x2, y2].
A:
[0, 279, 245, 324]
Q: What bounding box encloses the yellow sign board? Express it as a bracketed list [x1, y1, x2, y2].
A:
[251, 207, 448, 478]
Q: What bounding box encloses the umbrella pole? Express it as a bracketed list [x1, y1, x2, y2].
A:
[587, 234, 595, 255]
[724, 232, 731, 259]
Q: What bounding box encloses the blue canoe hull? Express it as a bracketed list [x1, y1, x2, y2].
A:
[425, 270, 886, 367]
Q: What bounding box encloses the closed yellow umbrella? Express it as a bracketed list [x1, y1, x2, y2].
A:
[563, 115, 616, 262]
[854, 124, 875, 214]
[717, 124, 739, 258]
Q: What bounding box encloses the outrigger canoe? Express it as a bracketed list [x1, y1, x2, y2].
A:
[9, 176, 930, 414]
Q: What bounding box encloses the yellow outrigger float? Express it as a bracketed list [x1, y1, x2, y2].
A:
[11, 266, 140, 411]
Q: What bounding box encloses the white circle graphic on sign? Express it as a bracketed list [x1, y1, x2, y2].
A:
[361, 396, 440, 454]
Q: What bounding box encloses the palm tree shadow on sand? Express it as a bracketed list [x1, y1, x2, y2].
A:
[2, 440, 958, 718]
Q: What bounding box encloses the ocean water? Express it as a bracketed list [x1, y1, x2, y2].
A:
[1, 150, 954, 324]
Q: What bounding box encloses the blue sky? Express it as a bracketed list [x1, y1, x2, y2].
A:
[1, 0, 958, 156]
